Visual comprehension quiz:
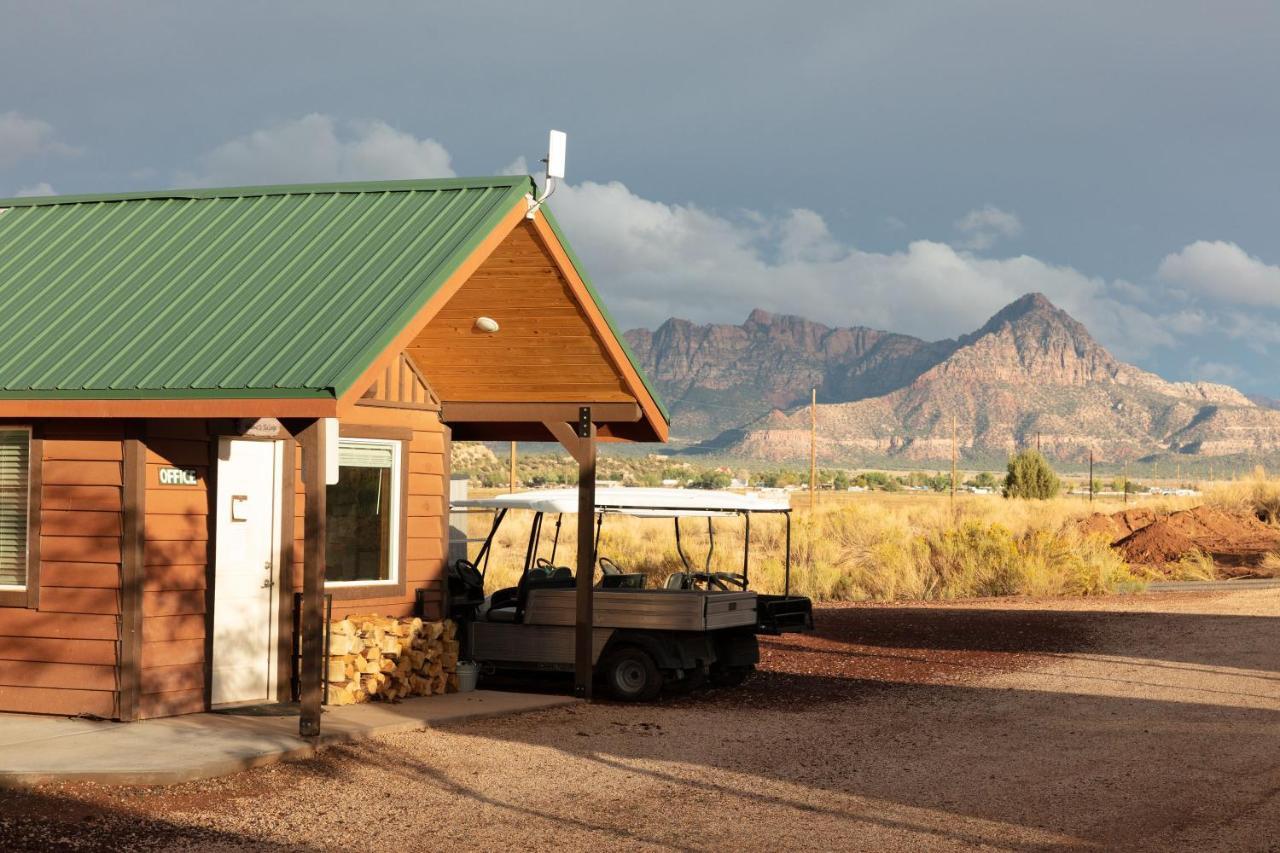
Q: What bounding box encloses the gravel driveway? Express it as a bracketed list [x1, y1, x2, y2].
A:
[2, 588, 1278, 851]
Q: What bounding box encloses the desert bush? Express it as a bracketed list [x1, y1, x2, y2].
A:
[1208, 471, 1280, 525]
[1003, 450, 1062, 499]
[1166, 549, 1217, 582]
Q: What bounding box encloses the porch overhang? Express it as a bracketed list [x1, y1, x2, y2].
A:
[440, 401, 651, 442]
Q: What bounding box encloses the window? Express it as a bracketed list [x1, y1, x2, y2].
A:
[0, 428, 32, 594]
[324, 437, 402, 586]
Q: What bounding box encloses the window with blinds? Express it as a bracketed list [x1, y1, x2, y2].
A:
[0, 429, 31, 589]
[326, 438, 400, 585]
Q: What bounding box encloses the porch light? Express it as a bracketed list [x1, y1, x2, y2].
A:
[474, 316, 500, 333]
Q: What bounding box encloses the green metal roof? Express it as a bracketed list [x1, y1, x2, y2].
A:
[0, 177, 534, 399]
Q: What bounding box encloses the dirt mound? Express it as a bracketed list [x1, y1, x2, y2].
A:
[1076, 508, 1160, 544]
[1110, 505, 1280, 567]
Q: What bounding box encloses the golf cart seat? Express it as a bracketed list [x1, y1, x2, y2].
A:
[482, 565, 576, 623]
[598, 557, 645, 589]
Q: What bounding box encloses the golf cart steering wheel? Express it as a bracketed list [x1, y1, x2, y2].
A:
[451, 558, 483, 590]
[598, 557, 623, 576]
[535, 557, 556, 571]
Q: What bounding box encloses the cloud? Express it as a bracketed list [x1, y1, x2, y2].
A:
[1157, 240, 1280, 308]
[499, 155, 529, 176]
[14, 181, 54, 197]
[1186, 357, 1244, 385]
[180, 114, 454, 186]
[0, 111, 80, 169]
[163, 122, 1275, 383]
[549, 178, 1177, 358]
[953, 205, 1023, 251]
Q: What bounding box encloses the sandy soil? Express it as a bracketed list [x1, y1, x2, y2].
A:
[2, 588, 1278, 851]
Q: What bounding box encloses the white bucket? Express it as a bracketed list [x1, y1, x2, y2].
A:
[456, 661, 479, 692]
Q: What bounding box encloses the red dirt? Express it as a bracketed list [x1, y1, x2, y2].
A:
[1075, 507, 1159, 543]
[1078, 504, 1280, 571]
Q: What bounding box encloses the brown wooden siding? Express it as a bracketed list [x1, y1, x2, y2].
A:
[0, 422, 123, 718]
[407, 222, 634, 403]
[138, 420, 211, 719]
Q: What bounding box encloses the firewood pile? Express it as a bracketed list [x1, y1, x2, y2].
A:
[325, 615, 460, 705]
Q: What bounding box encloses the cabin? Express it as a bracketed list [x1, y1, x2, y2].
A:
[0, 176, 667, 734]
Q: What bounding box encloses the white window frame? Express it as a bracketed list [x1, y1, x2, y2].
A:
[323, 436, 403, 589]
[0, 426, 33, 596]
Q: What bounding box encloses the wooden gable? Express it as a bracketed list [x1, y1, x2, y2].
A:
[357, 353, 440, 411]
[406, 222, 634, 405]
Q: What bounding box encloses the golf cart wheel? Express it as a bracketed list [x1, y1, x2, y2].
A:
[600, 647, 662, 702]
[709, 664, 754, 688]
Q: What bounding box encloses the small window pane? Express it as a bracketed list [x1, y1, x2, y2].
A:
[326, 440, 397, 584]
[0, 430, 30, 588]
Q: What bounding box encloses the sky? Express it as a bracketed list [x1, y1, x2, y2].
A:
[2, 1, 1279, 393]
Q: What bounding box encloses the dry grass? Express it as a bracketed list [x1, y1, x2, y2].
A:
[1205, 467, 1280, 524]
[465, 490, 1203, 602]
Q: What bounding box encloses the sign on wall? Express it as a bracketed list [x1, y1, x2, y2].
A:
[158, 466, 199, 486]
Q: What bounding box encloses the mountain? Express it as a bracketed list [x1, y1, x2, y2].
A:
[624, 294, 1280, 463]
[624, 309, 955, 441]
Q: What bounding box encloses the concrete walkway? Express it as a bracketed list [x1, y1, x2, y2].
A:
[0, 690, 577, 786]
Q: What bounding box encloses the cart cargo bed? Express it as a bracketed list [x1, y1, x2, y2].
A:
[524, 588, 758, 632]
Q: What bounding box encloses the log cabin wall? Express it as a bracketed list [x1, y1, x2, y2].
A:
[0, 421, 123, 718]
[139, 420, 212, 719]
[291, 405, 448, 624]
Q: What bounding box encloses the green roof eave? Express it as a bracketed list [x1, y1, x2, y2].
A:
[0, 175, 536, 209]
[0, 387, 335, 400]
[538, 205, 671, 424]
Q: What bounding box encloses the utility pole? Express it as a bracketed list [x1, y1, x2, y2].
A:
[1036, 432, 1041, 454]
[509, 441, 517, 493]
[1089, 450, 1094, 504]
[809, 387, 817, 512]
[950, 414, 958, 517]
[1123, 460, 1128, 505]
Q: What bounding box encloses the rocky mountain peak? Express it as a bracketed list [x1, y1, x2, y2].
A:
[624, 293, 1272, 463]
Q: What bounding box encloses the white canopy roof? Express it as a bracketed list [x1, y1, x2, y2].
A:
[454, 487, 790, 517]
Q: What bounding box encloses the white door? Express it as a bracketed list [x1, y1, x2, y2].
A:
[211, 439, 283, 706]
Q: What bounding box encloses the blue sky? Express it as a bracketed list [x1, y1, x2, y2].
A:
[3, 1, 1279, 393]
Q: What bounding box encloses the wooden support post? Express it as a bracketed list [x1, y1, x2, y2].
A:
[509, 441, 517, 493]
[118, 430, 145, 721]
[299, 419, 327, 739]
[575, 414, 596, 700]
[543, 410, 596, 700]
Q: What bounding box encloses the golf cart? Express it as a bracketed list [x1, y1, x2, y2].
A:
[447, 488, 814, 700]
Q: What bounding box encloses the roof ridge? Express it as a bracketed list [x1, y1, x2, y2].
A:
[0, 175, 535, 208]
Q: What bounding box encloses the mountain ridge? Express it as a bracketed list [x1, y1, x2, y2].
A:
[622, 294, 1275, 463]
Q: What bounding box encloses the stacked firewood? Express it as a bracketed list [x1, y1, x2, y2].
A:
[325, 615, 461, 706]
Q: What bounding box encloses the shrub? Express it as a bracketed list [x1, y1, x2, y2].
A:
[1003, 450, 1061, 500]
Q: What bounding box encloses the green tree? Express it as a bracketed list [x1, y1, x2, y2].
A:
[1002, 450, 1061, 499]
[832, 470, 850, 491]
[689, 469, 732, 489]
[967, 471, 997, 490]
